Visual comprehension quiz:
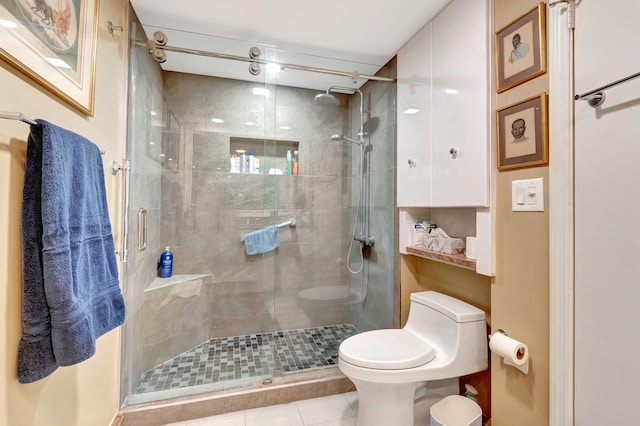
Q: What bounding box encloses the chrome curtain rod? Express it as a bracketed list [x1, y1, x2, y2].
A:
[575, 70, 640, 107]
[147, 43, 396, 83]
[0, 111, 38, 125]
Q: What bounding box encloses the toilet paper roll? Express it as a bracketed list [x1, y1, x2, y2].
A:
[465, 237, 477, 259]
[489, 332, 529, 374]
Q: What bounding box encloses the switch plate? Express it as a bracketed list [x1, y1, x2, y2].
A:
[512, 178, 544, 211]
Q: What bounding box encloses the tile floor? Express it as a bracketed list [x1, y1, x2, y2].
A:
[164, 392, 357, 426]
[164, 391, 434, 426]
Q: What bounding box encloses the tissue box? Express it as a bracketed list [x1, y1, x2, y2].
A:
[411, 227, 426, 247]
[423, 235, 465, 254]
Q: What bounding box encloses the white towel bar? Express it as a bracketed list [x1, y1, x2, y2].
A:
[0, 112, 106, 155]
[0, 111, 37, 125]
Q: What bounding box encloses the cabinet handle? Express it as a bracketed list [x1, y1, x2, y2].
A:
[449, 148, 458, 159]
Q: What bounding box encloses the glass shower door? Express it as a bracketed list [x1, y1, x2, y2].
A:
[122, 22, 278, 405]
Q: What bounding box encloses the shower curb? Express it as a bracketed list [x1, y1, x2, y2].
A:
[115, 370, 355, 426]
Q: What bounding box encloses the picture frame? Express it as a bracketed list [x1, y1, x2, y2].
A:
[495, 2, 546, 93]
[0, 0, 98, 115]
[497, 93, 548, 171]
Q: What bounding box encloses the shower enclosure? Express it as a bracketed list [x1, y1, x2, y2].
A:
[120, 14, 398, 407]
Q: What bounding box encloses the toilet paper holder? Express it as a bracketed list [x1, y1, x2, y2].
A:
[488, 328, 508, 339]
[492, 329, 526, 359]
[489, 328, 529, 374]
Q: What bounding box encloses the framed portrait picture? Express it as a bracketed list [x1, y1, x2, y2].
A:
[497, 93, 548, 171]
[495, 3, 546, 93]
[0, 0, 98, 115]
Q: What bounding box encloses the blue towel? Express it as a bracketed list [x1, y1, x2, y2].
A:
[244, 225, 280, 255]
[17, 120, 125, 384]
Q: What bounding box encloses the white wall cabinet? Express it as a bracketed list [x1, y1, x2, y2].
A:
[397, 0, 489, 208]
[397, 22, 433, 207]
[431, 0, 489, 207]
[397, 0, 494, 276]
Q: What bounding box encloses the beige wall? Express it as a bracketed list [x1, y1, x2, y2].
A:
[493, 0, 550, 425]
[400, 257, 491, 326]
[400, 1, 550, 425]
[0, 0, 128, 424]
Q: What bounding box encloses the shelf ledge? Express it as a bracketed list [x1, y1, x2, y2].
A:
[405, 246, 476, 270]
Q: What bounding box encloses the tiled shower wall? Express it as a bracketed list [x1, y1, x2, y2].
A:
[157, 70, 399, 335]
[348, 60, 399, 332]
[160, 73, 358, 338]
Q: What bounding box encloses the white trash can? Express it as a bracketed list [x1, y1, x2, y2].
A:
[430, 395, 482, 426]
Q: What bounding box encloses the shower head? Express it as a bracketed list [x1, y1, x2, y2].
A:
[314, 91, 340, 106]
[330, 134, 363, 145]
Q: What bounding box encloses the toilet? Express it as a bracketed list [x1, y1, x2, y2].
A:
[338, 291, 487, 426]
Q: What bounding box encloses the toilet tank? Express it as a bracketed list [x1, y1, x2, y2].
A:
[404, 291, 486, 357]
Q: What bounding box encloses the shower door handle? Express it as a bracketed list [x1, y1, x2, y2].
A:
[137, 208, 147, 251]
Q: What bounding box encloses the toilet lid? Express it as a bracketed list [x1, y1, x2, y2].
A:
[339, 329, 436, 370]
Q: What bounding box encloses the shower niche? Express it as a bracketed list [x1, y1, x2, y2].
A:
[230, 137, 299, 175]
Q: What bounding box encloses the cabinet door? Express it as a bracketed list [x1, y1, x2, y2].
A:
[397, 23, 432, 207]
[432, 0, 489, 207]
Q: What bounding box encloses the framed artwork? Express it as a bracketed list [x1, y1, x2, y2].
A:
[495, 3, 546, 93]
[497, 93, 548, 171]
[0, 0, 98, 115]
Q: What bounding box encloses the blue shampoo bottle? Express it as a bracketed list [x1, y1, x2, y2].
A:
[159, 246, 173, 278]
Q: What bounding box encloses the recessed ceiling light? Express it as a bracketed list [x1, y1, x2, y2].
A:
[444, 89, 458, 95]
[252, 87, 270, 96]
[245, 121, 255, 126]
[280, 125, 291, 130]
[402, 108, 420, 115]
[150, 111, 157, 116]
[211, 118, 224, 123]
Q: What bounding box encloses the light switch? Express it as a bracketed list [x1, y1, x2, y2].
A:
[512, 178, 544, 211]
[526, 186, 537, 205]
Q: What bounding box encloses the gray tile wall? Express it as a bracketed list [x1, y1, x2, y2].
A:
[347, 59, 398, 332]
[161, 72, 357, 338]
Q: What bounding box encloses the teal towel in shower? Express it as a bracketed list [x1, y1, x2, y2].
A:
[17, 120, 125, 384]
[244, 225, 280, 255]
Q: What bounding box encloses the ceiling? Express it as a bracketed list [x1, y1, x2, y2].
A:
[128, 0, 453, 91]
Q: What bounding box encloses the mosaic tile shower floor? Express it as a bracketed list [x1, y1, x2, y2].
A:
[133, 324, 359, 395]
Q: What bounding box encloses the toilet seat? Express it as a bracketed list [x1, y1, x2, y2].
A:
[339, 329, 435, 370]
